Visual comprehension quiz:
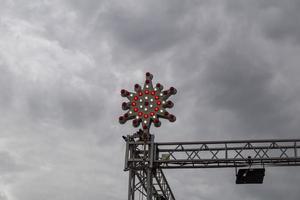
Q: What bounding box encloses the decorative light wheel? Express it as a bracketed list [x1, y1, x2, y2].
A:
[119, 72, 177, 133]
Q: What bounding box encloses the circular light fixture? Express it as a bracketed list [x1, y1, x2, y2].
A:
[119, 72, 177, 132]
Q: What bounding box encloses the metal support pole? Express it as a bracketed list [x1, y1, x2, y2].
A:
[124, 135, 130, 171]
[146, 135, 154, 200]
[128, 169, 135, 200]
[295, 141, 298, 158]
[146, 168, 153, 200]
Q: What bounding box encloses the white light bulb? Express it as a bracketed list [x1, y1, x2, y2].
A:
[136, 116, 139, 119]
[139, 99, 143, 102]
[130, 94, 133, 97]
[160, 93, 163, 96]
[129, 111, 132, 114]
[145, 96, 148, 100]
[140, 105, 143, 108]
[144, 108, 148, 111]
[144, 120, 147, 124]
[160, 110, 163, 113]
[150, 104, 153, 108]
[146, 85, 149, 88]
[150, 99, 154, 102]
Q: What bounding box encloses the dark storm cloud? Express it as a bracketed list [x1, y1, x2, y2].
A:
[202, 40, 294, 137]
[226, 0, 300, 44]
[0, 151, 28, 200]
[25, 79, 104, 128]
[1, 0, 300, 200]
[0, 63, 13, 109]
[0, 151, 22, 174]
[101, 0, 206, 56]
[191, 0, 300, 139]
[66, 0, 103, 15]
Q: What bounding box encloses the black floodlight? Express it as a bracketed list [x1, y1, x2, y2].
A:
[236, 168, 265, 184]
[119, 72, 176, 133]
[157, 195, 167, 200]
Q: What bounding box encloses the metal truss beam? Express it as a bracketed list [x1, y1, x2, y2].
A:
[125, 137, 300, 199]
[125, 134, 175, 200]
[127, 139, 300, 170]
[157, 139, 300, 169]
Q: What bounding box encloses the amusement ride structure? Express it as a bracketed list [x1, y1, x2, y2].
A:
[119, 72, 300, 200]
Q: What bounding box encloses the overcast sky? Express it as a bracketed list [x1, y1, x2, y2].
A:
[1, 0, 300, 199]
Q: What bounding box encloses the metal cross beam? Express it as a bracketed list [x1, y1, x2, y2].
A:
[126, 139, 300, 170]
[124, 138, 300, 199]
[157, 139, 300, 169]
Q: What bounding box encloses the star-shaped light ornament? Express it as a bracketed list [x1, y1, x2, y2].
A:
[119, 72, 177, 134]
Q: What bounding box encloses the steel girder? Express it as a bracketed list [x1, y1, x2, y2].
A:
[156, 139, 300, 169]
[125, 134, 175, 200]
[124, 138, 300, 199]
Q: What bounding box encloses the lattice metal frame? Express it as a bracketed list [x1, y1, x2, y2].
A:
[120, 73, 300, 200]
[125, 134, 175, 200]
[127, 139, 300, 170]
[124, 137, 300, 199]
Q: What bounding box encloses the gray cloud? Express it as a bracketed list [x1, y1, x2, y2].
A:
[102, 1, 193, 53]
[225, 0, 300, 43]
[202, 39, 294, 137]
[0, 63, 14, 109]
[0, 151, 22, 174]
[0, 0, 300, 200]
